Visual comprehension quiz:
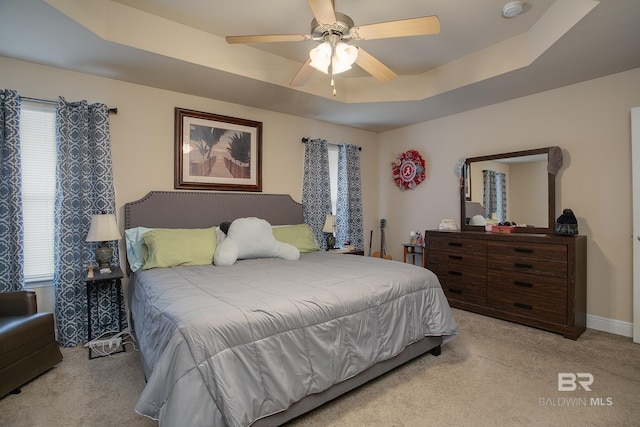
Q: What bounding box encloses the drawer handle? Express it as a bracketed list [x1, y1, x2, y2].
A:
[448, 287, 463, 294]
[514, 281, 533, 288]
[514, 262, 533, 269]
[448, 242, 462, 247]
[514, 302, 533, 310]
[514, 247, 534, 254]
[448, 255, 463, 260]
[448, 270, 462, 276]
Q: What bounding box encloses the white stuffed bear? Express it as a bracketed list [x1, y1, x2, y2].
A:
[214, 217, 300, 266]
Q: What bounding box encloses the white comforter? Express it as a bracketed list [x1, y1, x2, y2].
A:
[131, 251, 458, 427]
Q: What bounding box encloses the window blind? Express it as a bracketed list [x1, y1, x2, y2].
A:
[20, 102, 56, 282]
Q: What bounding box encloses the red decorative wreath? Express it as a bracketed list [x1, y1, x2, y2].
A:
[392, 149, 426, 191]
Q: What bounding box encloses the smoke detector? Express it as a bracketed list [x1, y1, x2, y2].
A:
[502, 1, 524, 18]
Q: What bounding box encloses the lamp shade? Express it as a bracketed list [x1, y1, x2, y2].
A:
[86, 214, 122, 242]
[332, 43, 358, 74]
[322, 214, 336, 233]
[309, 42, 332, 73]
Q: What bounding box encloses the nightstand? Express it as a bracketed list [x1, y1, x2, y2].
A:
[84, 265, 125, 359]
[402, 244, 424, 267]
[328, 248, 365, 255]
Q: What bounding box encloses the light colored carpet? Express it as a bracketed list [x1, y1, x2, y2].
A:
[1, 309, 638, 426]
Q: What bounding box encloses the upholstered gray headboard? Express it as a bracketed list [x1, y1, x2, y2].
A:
[124, 191, 304, 230]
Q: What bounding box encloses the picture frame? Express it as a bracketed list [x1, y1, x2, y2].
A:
[174, 107, 262, 191]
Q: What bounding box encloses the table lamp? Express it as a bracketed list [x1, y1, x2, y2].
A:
[322, 214, 336, 250]
[86, 213, 122, 272]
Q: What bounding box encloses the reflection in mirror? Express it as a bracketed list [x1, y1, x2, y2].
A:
[461, 147, 555, 234]
[468, 154, 547, 224]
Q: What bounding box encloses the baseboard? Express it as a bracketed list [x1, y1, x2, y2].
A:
[587, 314, 633, 338]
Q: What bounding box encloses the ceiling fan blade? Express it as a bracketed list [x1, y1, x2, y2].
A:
[308, 0, 336, 25]
[226, 34, 311, 44]
[354, 47, 397, 82]
[351, 15, 440, 40]
[290, 58, 315, 87]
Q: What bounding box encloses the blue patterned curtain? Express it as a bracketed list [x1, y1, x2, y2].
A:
[54, 99, 122, 346]
[302, 138, 332, 250]
[483, 169, 507, 222]
[0, 90, 24, 292]
[336, 144, 364, 250]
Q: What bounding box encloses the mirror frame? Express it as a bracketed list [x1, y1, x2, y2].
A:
[460, 147, 556, 234]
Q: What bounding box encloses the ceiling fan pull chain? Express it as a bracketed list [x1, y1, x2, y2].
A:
[330, 44, 337, 96]
[331, 72, 336, 96]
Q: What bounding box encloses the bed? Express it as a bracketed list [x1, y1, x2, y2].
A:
[124, 191, 458, 427]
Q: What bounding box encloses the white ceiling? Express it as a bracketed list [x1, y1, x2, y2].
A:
[0, 0, 639, 132]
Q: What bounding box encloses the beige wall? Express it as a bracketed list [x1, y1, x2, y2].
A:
[379, 67, 640, 324]
[1, 57, 379, 211]
[2, 55, 640, 327]
[0, 55, 379, 277]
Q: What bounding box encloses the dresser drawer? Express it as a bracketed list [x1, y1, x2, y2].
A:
[442, 283, 486, 306]
[430, 262, 486, 305]
[487, 255, 566, 278]
[488, 270, 567, 302]
[428, 250, 485, 267]
[428, 236, 486, 254]
[487, 241, 567, 262]
[430, 262, 486, 285]
[487, 289, 567, 325]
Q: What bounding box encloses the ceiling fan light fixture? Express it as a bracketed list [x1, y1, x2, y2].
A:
[309, 40, 358, 76]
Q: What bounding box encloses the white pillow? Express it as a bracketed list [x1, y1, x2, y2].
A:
[214, 217, 300, 266]
[214, 238, 239, 267]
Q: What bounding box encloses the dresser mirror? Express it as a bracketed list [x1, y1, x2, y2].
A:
[460, 147, 556, 234]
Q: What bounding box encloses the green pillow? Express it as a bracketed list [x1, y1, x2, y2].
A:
[272, 224, 320, 253]
[142, 227, 217, 269]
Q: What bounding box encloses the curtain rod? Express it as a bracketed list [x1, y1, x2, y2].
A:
[301, 137, 361, 151]
[21, 96, 118, 115]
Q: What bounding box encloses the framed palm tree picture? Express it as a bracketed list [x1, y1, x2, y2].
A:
[174, 107, 262, 191]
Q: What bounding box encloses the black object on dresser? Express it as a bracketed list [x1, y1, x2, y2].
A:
[425, 230, 587, 339]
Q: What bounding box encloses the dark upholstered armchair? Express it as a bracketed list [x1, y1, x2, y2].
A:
[0, 290, 63, 397]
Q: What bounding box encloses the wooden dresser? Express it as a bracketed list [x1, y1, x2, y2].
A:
[425, 230, 587, 339]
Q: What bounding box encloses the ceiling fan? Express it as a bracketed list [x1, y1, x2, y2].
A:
[226, 0, 440, 95]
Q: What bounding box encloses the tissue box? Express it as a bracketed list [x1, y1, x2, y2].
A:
[555, 223, 578, 236]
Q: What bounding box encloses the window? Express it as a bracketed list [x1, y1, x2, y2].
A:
[20, 102, 56, 283]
